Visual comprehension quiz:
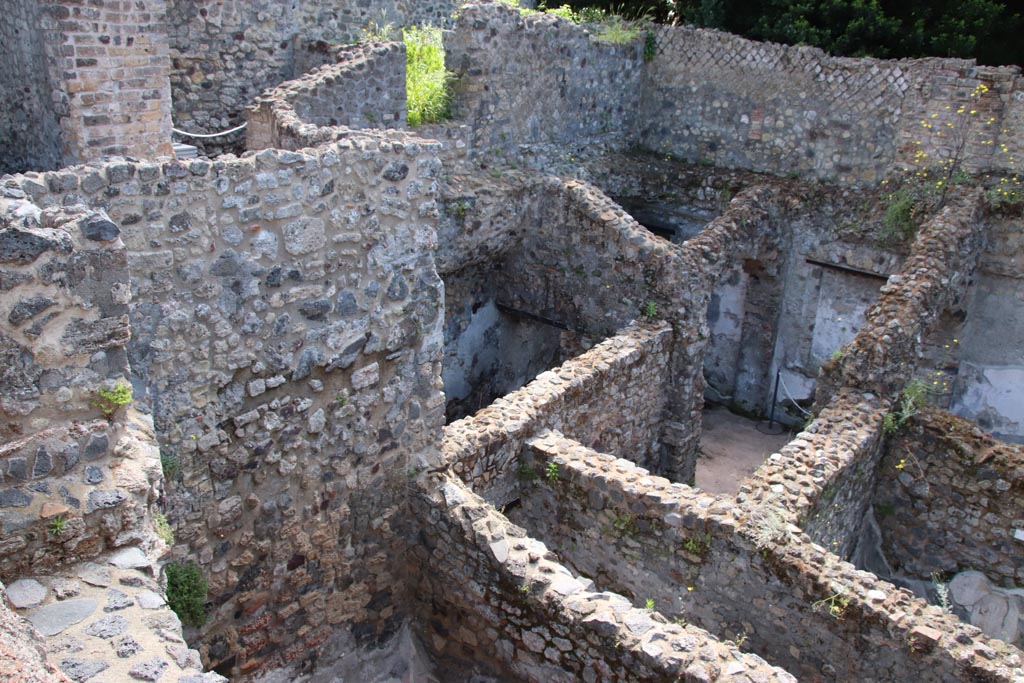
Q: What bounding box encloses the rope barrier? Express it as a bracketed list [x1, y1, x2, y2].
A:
[171, 122, 248, 139]
[778, 372, 813, 417]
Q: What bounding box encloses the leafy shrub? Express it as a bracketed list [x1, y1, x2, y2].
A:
[405, 27, 452, 127]
[165, 562, 207, 628]
[94, 380, 132, 417]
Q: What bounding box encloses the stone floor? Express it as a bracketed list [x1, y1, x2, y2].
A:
[695, 405, 794, 496]
[6, 546, 224, 683]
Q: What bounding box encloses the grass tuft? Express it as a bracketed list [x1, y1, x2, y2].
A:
[405, 27, 452, 127]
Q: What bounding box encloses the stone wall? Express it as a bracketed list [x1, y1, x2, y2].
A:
[441, 264, 565, 422]
[873, 408, 1024, 586]
[444, 322, 671, 508]
[0, 0, 64, 175]
[47, 0, 174, 164]
[816, 189, 984, 404]
[514, 429, 1024, 683]
[496, 175, 778, 481]
[0, 189, 219, 682]
[640, 26, 1024, 185]
[411, 475, 795, 683]
[0, 193, 160, 578]
[246, 41, 408, 151]
[0, 588, 69, 683]
[4, 137, 448, 679]
[739, 390, 889, 560]
[167, 0, 457, 155]
[952, 215, 1024, 442]
[446, 4, 645, 162]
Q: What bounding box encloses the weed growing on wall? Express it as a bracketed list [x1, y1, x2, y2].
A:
[165, 562, 208, 628]
[404, 27, 452, 127]
[93, 379, 132, 418]
[882, 379, 929, 435]
[155, 512, 174, 546]
[812, 591, 851, 619]
[49, 515, 67, 537]
[359, 10, 395, 42]
[888, 81, 1023, 229]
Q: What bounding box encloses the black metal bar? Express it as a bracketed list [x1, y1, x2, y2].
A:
[495, 302, 571, 331]
[768, 367, 780, 429]
[805, 257, 890, 281]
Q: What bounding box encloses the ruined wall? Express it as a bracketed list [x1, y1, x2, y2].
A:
[873, 408, 1024, 586]
[640, 27, 1024, 185]
[444, 323, 671, 507]
[0, 588, 69, 683]
[446, 4, 645, 162]
[516, 430, 1024, 683]
[46, 0, 174, 164]
[952, 215, 1024, 442]
[0, 0, 64, 175]
[5, 138, 448, 679]
[246, 41, 408, 151]
[0, 194, 159, 577]
[816, 189, 984, 404]
[441, 264, 565, 422]
[496, 175, 779, 480]
[0, 189, 219, 682]
[167, 0, 456, 154]
[412, 476, 794, 683]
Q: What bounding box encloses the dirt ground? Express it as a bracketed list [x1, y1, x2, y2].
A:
[694, 405, 794, 496]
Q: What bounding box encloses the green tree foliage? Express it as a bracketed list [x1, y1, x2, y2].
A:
[597, 0, 1022, 65]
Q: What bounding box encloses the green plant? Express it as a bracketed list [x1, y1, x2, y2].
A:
[932, 573, 952, 614]
[830, 348, 844, 361]
[874, 502, 895, 518]
[748, 498, 789, 550]
[812, 591, 851, 620]
[49, 515, 66, 537]
[161, 452, 181, 482]
[610, 511, 638, 537]
[94, 380, 132, 417]
[335, 391, 349, 406]
[542, 3, 577, 21]
[641, 300, 658, 320]
[879, 186, 924, 245]
[155, 512, 174, 545]
[643, 29, 657, 62]
[165, 562, 208, 628]
[545, 461, 560, 483]
[360, 11, 395, 42]
[683, 533, 712, 557]
[593, 13, 644, 44]
[883, 379, 930, 435]
[517, 461, 538, 482]
[644, 597, 655, 610]
[404, 26, 452, 127]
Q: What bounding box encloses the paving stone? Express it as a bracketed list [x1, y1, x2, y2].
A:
[60, 658, 109, 682]
[129, 657, 169, 681]
[137, 591, 166, 610]
[108, 546, 150, 570]
[84, 614, 130, 639]
[105, 589, 133, 612]
[27, 598, 97, 636]
[48, 636, 86, 654]
[6, 578, 47, 608]
[165, 644, 201, 670]
[78, 563, 111, 587]
[52, 578, 83, 600]
[114, 635, 144, 658]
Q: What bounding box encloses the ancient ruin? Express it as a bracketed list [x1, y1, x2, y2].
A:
[1, 1, 1023, 682]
